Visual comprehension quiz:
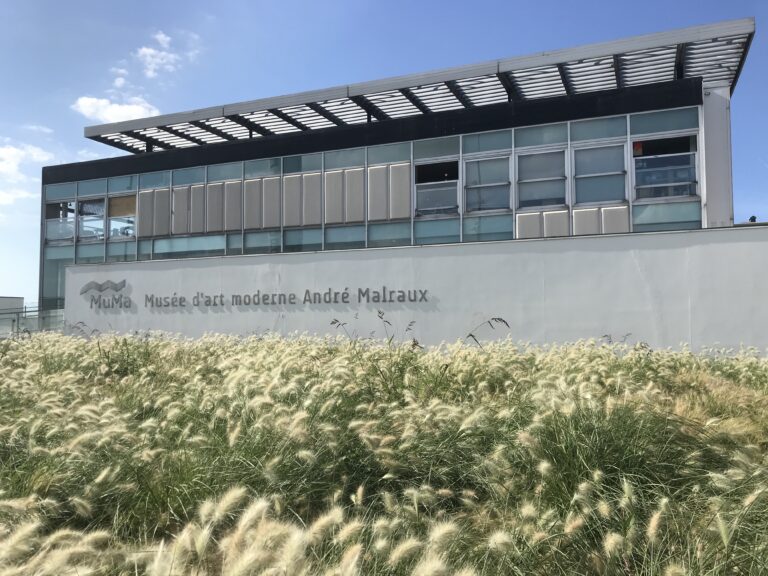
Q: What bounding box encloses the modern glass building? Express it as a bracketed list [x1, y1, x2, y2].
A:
[41, 19, 754, 310]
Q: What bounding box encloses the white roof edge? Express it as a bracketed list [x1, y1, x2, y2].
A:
[84, 17, 754, 138]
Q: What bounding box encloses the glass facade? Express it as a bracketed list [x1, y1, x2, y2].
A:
[42, 106, 705, 308]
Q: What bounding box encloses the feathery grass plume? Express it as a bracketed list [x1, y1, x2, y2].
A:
[563, 514, 585, 536]
[275, 528, 308, 575]
[597, 500, 612, 519]
[68, 496, 92, 519]
[336, 543, 363, 576]
[411, 553, 449, 576]
[351, 484, 365, 507]
[307, 506, 345, 545]
[428, 521, 459, 552]
[212, 486, 249, 525]
[519, 502, 537, 520]
[603, 532, 624, 558]
[0, 521, 41, 564]
[646, 498, 669, 545]
[388, 537, 423, 567]
[619, 478, 635, 511]
[336, 520, 365, 544]
[537, 460, 552, 477]
[454, 568, 479, 576]
[664, 563, 687, 576]
[743, 487, 766, 507]
[487, 531, 514, 553]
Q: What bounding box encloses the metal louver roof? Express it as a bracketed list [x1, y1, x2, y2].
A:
[85, 18, 754, 154]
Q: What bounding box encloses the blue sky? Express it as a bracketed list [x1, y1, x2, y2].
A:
[0, 0, 765, 303]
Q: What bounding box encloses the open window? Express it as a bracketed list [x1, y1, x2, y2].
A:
[633, 136, 697, 200]
[415, 161, 459, 215]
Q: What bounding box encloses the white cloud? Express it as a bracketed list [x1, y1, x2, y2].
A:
[70, 96, 159, 123]
[154, 30, 172, 49]
[22, 124, 53, 134]
[110, 67, 129, 77]
[76, 149, 103, 161]
[0, 144, 53, 184]
[0, 188, 36, 206]
[113, 76, 126, 88]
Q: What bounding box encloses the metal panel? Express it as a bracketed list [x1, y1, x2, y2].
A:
[543, 210, 569, 238]
[137, 190, 154, 237]
[190, 185, 205, 233]
[303, 172, 322, 226]
[516, 212, 542, 239]
[324, 171, 344, 224]
[573, 208, 600, 236]
[206, 183, 224, 232]
[172, 186, 190, 235]
[702, 86, 733, 228]
[244, 179, 263, 230]
[602, 206, 630, 234]
[368, 166, 388, 221]
[224, 181, 243, 231]
[344, 168, 365, 223]
[262, 177, 281, 229]
[282, 175, 302, 227]
[153, 188, 171, 237]
[389, 163, 411, 220]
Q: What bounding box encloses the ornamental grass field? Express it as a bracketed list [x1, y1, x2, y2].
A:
[1, 333, 768, 575]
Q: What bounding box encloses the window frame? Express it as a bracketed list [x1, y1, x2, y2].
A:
[570, 141, 628, 207]
[514, 145, 568, 212]
[107, 192, 137, 241]
[462, 155, 512, 214]
[630, 130, 700, 205]
[413, 157, 460, 218]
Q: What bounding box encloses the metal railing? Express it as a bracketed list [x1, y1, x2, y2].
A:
[0, 305, 65, 338]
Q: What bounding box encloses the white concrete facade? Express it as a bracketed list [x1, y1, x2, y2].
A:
[65, 227, 768, 349]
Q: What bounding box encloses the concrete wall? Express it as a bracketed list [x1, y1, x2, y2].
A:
[65, 227, 768, 349]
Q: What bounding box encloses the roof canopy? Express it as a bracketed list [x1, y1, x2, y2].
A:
[86, 18, 754, 154]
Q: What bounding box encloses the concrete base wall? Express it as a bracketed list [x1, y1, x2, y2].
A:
[65, 227, 768, 349]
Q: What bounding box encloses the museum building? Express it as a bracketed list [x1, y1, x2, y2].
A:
[41, 19, 753, 314]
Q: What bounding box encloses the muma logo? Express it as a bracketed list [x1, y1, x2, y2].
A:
[80, 279, 132, 310]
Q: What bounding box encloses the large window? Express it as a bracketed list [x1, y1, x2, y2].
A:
[517, 151, 566, 208]
[77, 199, 105, 240]
[415, 161, 459, 214]
[464, 158, 510, 212]
[108, 196, 136, 239]
[634, 136, 697, 199]
[574, 145, 626, 204]
[45, 201, 75, 240]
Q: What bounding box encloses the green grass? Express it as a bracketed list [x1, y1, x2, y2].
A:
[0, 333, 767, 575]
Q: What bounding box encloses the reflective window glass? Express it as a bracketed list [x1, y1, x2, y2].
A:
[325, 225, 365, 250]
[570, 116, 627, 141]
[108, 196, 136, 238]
[244, 158, 281, 179]
[463, 130, 512, 154]
[173, 166, 205, 186]
[517, 151, 566, 208]
[78, 179, 107, 197]
[515, 123, 567, 147]
[367, 142, 410, 165]
[413, 136, 460, 159]
[42, 245, 74, 307]
[227, 233, 243, 255]
[518, 151, 565, 180]
[574, 146, 626, 204]
[518, 180, 566, 208]
[137, 239, 152, 261]
[284, 228, 322, 252]
[45, 182, 77, 200]
[283, 154, 322, 174]
[465, 158, 510, 212]
[244, 230, 281, 254]
[630, 107, 698, 135]
[139, 171, 170, 190]
[76, 243, 104, 264]
[108, 175, 138, 194]
[78, 199, 105, 240]
[463, 214, 515, 242]
[153, 235, 226, 259]
[575, 146, 624, 175]
[324, 148, 364, 170]
[635, 153, 696, 199]
[106, 241, 136, 263]
[368, 222, 411, 248]
[207, 162, 243, 182]
[414, 218, 460, 245]
[633, 201, 701, 232]
[45, 201, 76, 240]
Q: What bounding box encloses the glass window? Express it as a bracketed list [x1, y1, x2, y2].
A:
[45, 201, 76, 240]
[42, 245, 73, 308]
[414, 218, 460, 245]
[78, 179, 107, 197]
[77, 199, 105, 240]
[630, 107, 698, 135]
[108, 175, 138, 194]
[108, 195, 136, 239]
[570, 116, 627, 141]
[106, 241, 136, 263]
[283, 154, 322, 174]
[325, 225, 365, 250]
[517, 151, 566, 208]
[462, 130, 512, 154]
[244, 230, 281, 254]
[633, 201, 701, 232]
[465, 158, 510, 212]
[76, 243, 104, 264]
[173, 166, 205, 186]
[415, 161, 459, 214]
[368, 222, 411, 248]
[515, 123, 567, 148]
[137, 239, 152, 261]
[227, 233, 243, 255]
[207, 162, 243, 182]
[635, 154, 696, 199]
[153, 235, 226, 259]
[324, 148, 364, 170]
[463, 214, 515, 242]
[284, 228, 322, 252]
[413, 136, 460, 159]
[244, 158, 281, 179]
[139, 171, 170, 190]
[45, 182, 76, 200]
[368, 142, 410, 165]
[574, 146, 626, 204]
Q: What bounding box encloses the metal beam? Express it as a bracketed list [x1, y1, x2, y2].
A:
[189, 120, 236, 141]
[496, 72, 523, 102]
[557, 64, 575, 96]
[731, 32, 754, 94]
[674, 43, 688, 79]
[445, 80, 474, 108]
[350, 95, 390, 122]
[268, 108, 310, 131]
[306, 102, 346, 126]
[225, 115, 274, 137]
[127, 131, 167, 152]
[161, 126, 209, 146]
[613, 54, 624, 89]
[90, 135, 139, 154]
[399, 88, 432, 114]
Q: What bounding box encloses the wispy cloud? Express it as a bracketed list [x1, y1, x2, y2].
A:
[22, 124, 53, 134]
[71, 96, 159, 124]
[0, 142, 54, 207]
